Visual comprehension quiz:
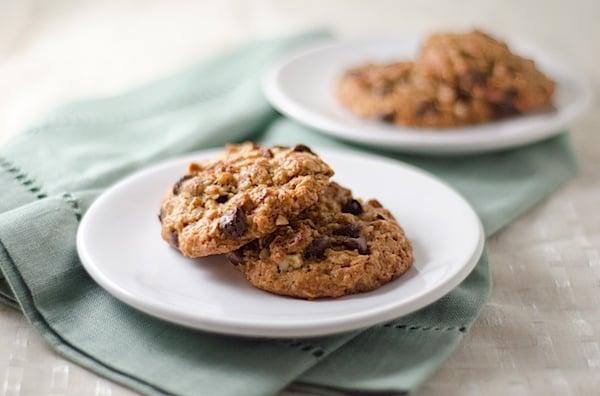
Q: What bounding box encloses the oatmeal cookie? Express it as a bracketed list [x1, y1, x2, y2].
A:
[338, 61, 490, 127]
[159, 143, 334, 257]
[418, 30, 556, 116]
[227, 182, 413, 299]
[338, 30, 556, 127]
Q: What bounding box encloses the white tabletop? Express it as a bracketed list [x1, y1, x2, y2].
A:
[1, 1, 598, 395]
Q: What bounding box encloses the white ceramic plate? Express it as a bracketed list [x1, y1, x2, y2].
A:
[263, 37, 591, 155]
[77, 148, 484, 338]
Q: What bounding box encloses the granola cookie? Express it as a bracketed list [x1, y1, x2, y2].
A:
[338, 61, 490, 127]
[159, 143, 334, 257]
[226, 182, 413, 299]
[418, 30, 555, 116]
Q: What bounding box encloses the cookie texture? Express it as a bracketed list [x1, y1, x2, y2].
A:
[338, 61, 491, 127]
[418, 30, 556, 116]
[338, 30, 555, 128]
[159, 143, 334, 257]
[227, 182, 413, 299]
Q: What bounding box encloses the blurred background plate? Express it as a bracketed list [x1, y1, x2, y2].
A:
[263, 37, 592, 155]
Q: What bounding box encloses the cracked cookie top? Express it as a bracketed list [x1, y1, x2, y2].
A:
[227, 182, 413, 299]
[159, 142, 334, 257]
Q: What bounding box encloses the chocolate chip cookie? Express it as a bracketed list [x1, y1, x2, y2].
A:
[226, 182, 413, 299]
[338, 29, 555, 128]
[159, 143, 334, 257]
[338, 61, 491, 127]
[418, 30, 555, 117]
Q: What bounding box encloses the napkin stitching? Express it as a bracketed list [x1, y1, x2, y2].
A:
[278, 340, 326, 358]
[0, 157, 47, 200]
[382, 323, 467, 333]
[62, 193, 82, 221]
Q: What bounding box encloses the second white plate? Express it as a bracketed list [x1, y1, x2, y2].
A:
[263, 36, 591, 155]
[77, 148, 484, 338]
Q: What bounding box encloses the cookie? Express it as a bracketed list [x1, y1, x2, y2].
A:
[418, 30, 556, 116]
[338, 61, 490, 127]
[338, 30, 556, 128]
[226, 182, 413, 299]
[159, 143, 334, 257]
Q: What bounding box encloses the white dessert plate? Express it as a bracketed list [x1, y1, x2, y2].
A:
[77, 148, 484, 338]
[262, 37, 591, 155]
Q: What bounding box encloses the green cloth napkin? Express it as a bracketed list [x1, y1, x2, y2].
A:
[0, 31, 576, 396]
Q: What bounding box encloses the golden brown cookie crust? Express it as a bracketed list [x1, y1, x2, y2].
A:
[337, 30, 555, 128]
[227, 182, 413, 299]
[159, 143, 334, 257]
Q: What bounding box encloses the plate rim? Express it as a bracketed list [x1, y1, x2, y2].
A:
[262, 36, 592, 155]
[77, 148, 485, 338]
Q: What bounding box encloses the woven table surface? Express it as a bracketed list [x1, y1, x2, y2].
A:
[1, 1, 599, 395]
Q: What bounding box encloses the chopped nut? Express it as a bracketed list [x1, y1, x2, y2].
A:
[278, 261, 289, 272]
[188, 162, 201, 173]
[259, 248, 269, 260]
[217, 172, 234, 185]
[437, 84, 456, 104]
[453, 102, 469, 118]
[275, 215, 289, 225]
[278, 254, 303, 272]
[367, 199, 383, 208]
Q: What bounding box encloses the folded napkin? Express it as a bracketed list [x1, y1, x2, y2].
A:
[0, 31, 576, 396]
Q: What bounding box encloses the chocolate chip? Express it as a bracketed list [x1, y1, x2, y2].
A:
[172, 174, 193, 195]
[376, 214, 386, 220]
[491, 91, 520, 118]
[216, 195, 229, 204]
[379, 112, 396, 123]
[157, 208, 163, 223]
[304, 236, 329, 260]
[342, 199, 363, 215]
[416, 101, 437, 117]
[456, 90, 471, 102]
[259, 147, 273, 158]
[491, 102, 519, 118]
[225, 250, 243, 265]
[459, 70, 487, 88]
[292, 144, 313, 154]
[219, 207, 247, 237]
[341, 237, 369, 255]
[333, 223, 360, 238]
[245, 239, 260, 251]
[168, 230, 179, 249]
[259, 235, 274, 250]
